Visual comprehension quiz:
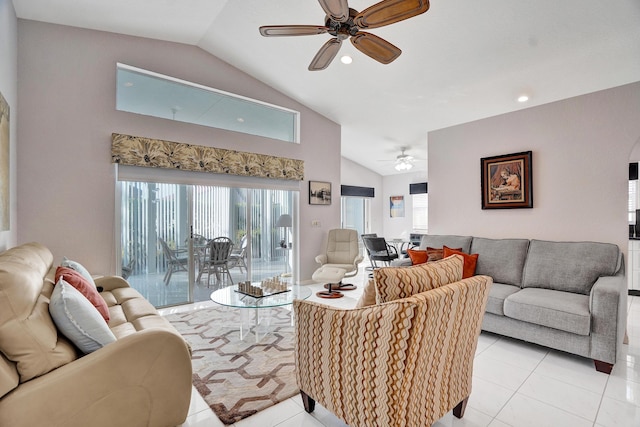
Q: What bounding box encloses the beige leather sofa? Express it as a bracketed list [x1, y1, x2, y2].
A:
[0, 243, 192, 427]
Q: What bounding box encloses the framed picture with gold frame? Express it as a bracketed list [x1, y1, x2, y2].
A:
[481, 151, 533, 209]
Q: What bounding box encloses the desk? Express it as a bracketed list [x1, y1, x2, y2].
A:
[210, 284, 311, 341]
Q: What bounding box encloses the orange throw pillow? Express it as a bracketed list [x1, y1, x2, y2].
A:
[443, 246, 478, 279]
[407, 248, 429, 265]
[55, 266, 110, 322]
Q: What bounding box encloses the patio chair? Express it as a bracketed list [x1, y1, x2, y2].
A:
[159, 238, 189, 285]
[198, 237, 234, 287]
[228, 235, 248, 273]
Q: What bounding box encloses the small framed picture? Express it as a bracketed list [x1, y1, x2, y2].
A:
[390, 195, 405, 217]
[309, 181, 331, 205]
[481, 151, 533, 209]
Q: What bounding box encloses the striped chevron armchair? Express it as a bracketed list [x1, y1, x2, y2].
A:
[294, 273, 492, 427]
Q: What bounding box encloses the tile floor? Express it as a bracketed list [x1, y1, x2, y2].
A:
[162, 272, 640, 427]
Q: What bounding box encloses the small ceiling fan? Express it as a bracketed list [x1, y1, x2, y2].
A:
[259, 0, 430, 71]
[379, 147, 423, 171]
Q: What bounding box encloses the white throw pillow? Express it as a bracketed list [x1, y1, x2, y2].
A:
[49, 278, 116, 354]
[61, 256, 97, 289]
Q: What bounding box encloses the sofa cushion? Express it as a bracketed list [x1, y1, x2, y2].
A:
[486, 283, 521, 316]
[522, 240, 620, 295]
[407, 249, 428, 265]
[419, 235, 473, 254]
[426, 247, 461, 262]
[0, 243, 77, 383]
[49, 279, 117, 354]
[374, 255, 463, 303]
[443, 246, 478, 279]
[470, 237, 530, 287]
[102, 286, 180, 340]
[55, 266, 110, 322]
[60, 256, 97, 289]
[503, 288, 591, 335]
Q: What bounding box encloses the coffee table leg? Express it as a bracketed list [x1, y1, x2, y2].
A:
[239, 308, 248, 341]
[254, 307, 260, 343]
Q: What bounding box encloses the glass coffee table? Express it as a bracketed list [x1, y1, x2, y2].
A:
[210, 284, 311, 341]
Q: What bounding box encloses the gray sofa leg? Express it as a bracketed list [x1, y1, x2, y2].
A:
[594, 360, 614, 374]
[300, 391, 315, 413]
[453, 397, 469, 419]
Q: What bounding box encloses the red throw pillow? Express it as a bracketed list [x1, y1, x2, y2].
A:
[443, 246, 478, 279]
[55, 266, 110, 322]
[407, 248, 429, 265]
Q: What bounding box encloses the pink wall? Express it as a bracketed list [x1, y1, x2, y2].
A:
[428, 82, 640, 254]
[17, 20, 341, 280]
[0, 0, 17, 251]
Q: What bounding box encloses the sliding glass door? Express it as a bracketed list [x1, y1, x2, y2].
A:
[119, 180, 296, 308]
[120, 181, 193, 307]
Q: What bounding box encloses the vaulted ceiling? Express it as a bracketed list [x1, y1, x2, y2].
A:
[12, 0, 640, 175]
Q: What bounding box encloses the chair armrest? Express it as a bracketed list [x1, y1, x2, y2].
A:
[94, 275, 131, 291]
[315, 254, 327, 265]
[353, 254, 364, 266]
[0, 329, 192, 427]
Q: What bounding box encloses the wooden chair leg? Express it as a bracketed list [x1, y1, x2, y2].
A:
[453, 397, 469, 419]
[594, 360, 614, 374]
[300, 391, 315, 413]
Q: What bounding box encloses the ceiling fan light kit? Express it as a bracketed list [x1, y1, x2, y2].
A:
[259, 0, 430, 71]
[395, 161, 413, 171]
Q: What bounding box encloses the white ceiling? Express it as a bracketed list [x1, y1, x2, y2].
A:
[12, 0, 640, 176]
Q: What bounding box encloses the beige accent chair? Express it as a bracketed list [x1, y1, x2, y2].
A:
[0, 243, 192, 427]
[313, 228, 364, 289]
[294, 269, 492, 427]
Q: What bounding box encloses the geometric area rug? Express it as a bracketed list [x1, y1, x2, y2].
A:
[165, 306, 298, 425]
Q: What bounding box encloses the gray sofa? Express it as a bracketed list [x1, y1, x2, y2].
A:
[395, 235, 626, 373]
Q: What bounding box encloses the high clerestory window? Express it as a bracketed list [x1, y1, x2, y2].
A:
[116, 64, 300, 143]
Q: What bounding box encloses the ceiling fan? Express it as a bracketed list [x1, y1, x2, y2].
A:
[379, 147, 422, 171]
[259, 0, 430, 71]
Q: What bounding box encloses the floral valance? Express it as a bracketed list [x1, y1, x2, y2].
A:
[111, 133, 304, 181]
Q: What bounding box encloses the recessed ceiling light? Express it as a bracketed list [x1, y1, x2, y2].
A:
[517, 95, 530, 103]
[340, 55, 353, 65]
[124, 82, 134, 87]
[237, 117, 245, 123]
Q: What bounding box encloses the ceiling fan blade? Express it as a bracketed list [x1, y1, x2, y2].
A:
[259, 25, 329, 37]
[308, 38, 342, 71]
[317, 0, 350, 23]
[351, 32, 401, 64]
[354, 0, 429, 29]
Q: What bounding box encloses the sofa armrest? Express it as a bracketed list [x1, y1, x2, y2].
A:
[0, 329, 192, 427]
[94, 275, 131, 291]
[589, 261, 627, 364]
